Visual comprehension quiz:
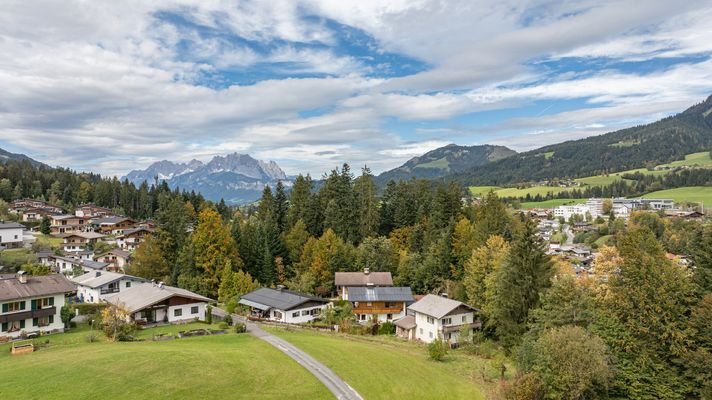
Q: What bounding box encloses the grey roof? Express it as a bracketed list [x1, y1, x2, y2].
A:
[334, 271, 393, 287]
[0, 274, 76, 301]
[52, 256, 109, 270]
[394, 315, 416, 330]
[62, 231, 106, 240]
[92, 216, 133, 225]
[408, 294, 477, 319]
[71, 271, 146, 289]
[239, 288, 328, 311]
[0, 222, 25, 229]
[35, 251, 55, 258]
[104, 283, 212, 314]
[347, 286, 414, 302]
[99, 249, 131, 259]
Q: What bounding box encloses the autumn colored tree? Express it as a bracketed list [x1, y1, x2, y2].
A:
[125, 234, 171, 282]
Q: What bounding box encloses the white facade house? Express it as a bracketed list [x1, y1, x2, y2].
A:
[104, 282, 211, 324]
[50, 255, 109, 275]
[71, 271, 147, 304]
[406, 294, 480, 344]
[0, 273, 76, 339]
[0, 222, 24, 249]
[239, 287, 330, 324]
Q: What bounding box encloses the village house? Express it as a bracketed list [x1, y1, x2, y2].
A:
[71, 271, 147, 304]
[75, 204, 116, 218]
[90, 217, 136, 235]
[348, 286, 414, 323]
[62, 250, 95, 262]
[49, 215, 90, 236]
[116, 227, 154, 251]
[61, 232, 106, 252]
[405, 294, 480, 344]
[104, 282, 211, 325]
[95, 249, 131, 272]
[0, 272, 76, 339]
[334, 268, 393, 300]
[0, 221, 24, 249]
[239, 287, 330, 324]
[20, 208, 59, 222]
[49, 255, 109, 275]
[10, 199, 64, 216]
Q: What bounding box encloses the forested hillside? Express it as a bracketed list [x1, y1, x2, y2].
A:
[449, 95, 712, 185]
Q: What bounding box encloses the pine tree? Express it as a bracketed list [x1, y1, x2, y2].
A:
[354, 166, 379, 241]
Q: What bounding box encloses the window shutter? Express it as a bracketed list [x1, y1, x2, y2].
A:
[20, 320, 25, 329]
[1, 322, 7, 332]
[49, 297, 55, 306]
[31, 300, 37, 310]
[33, 318, 38, 327]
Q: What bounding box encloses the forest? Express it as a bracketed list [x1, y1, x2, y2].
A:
[2, 157, 712, 399]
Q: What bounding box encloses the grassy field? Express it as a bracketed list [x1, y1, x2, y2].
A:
[469, 186, 501, 197]
[270, 327, 510, 400]
[0, 248, 36, 268]
[0, 324, 331, 400]
[34, 234, 63, 250]
[641, 187, 712, 205]
[494, 186, 569, 198]
[417, 157, 450, 170]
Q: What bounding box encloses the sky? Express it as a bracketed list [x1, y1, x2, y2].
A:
[1, 0, 712, 178]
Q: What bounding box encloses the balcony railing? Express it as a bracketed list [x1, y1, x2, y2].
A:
[100, 287, 120, 295]
[352, 307, 403, 315]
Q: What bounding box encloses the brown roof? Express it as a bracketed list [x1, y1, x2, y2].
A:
[394, 315, 416, 330]
[334, 271, 393, 287]
[0, 274, 76, 301]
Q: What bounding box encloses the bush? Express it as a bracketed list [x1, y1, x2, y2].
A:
[234, 323, 246, 333]
[378, 321, 396, 335]
[86, 332, 99, 343]
[428, 338, 449, 361]
[225, 298, 238, 314]
[206, 305, 213, 325]
[223, 314, 233, 326]
[504, 372, 545, 400]
[218, 322, 229, 330]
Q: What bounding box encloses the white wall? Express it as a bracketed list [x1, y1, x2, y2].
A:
[0, 293, 66, 339]
[167, 302, 207, 323]
[413, 310, 475, 344]
[77, 278, 142, 303]
[0, 227, 23, 247]
[283, 304, 327, 324]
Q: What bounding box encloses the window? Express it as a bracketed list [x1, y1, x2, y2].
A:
[429, 332, 433, 338]
[385, 302, 393, 308]
[35, 297, 54, 309]
[360, 314, 366, 321]
[301, 310, 309, 316]
[191, 306, 199, 315]
[366, 302, 372, 307]
[126, 281, 131, 288]
[273, 311, 283, 319]
[387, 314, 392, 320]
[174, 309, 182, 317]
[427, 316, 435, 324]
[292, 311, 300, 318]
[462, 315, 467, 323]
[310, 308, 320, 316]
[2, 301, 25, 313]
[35, 316, 53, 327]
[442, 318, 452, 325]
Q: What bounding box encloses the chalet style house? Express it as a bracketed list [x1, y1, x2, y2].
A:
[334, 268, 393, 300]
[104, 282, 211, 325]
[95, 249, 131, 272]
[0, 272, 76, 339]
[240, 287, 330, 324]
[72, 271, 147, 304]
[61, 232, 106, 252]
[403, 294, 480, 344]
[349, 286, 414, 323]
[49, 215, 90, 235]
[74, 204, 116, 218]
[91, 217, 136, 235]
[116, 227, 154, 251]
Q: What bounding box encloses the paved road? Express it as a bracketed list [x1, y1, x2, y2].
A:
[562, 224, 574, 244]
[214, 309, 363, 400]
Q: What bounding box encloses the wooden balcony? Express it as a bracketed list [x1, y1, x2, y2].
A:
[352, 307, 403, 315]
[0, 306, 56, 323]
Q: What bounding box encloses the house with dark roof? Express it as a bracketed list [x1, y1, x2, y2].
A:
[348, 286, 414, 323]
[91, 216, 136, 235]
[0, 272, 76, 339]
[104, 282, 211, 324]
[334, 268, 393, 300]
[71, 271, 147, 304]
[239, 287, 330, 324]
[406, 294, 480, 344]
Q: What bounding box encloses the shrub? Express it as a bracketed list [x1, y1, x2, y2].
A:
[234, 323, 247, 333]
[223, 314, 233, 326]
[503, 372, 545, 400]
[378, 321, 396, 335]
[428, 338, 449, 361]
[86, 332, 99, 343]
[225, 298, 238, 314]
[218, 322, 229, 330]
[206, 305, 213, 325]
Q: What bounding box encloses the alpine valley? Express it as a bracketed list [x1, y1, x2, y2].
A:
[124, 153, 290, 205]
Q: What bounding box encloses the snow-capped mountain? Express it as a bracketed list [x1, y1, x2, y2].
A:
[124, 153, 290, 204]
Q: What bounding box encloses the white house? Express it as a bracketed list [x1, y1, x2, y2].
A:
[104, 282, 211, 324]
[71, 271, 147, 304]
[553, 204, 595, 220]
[0, 222, 24, 249]
[61, 232, 106, 252]
[239, 287, 330, 324]
[0, 272, 76, 339]
[406, 294, 480, 344]
[50, 255, 109, 275]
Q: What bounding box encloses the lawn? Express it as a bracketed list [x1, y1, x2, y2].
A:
[494, 186, 569, 198]
[416, 157, 450, 170]
[0, 325, 331, 400]
[469, 186, 501, 197]
[0, 248, 36, 268]
[34, 234, 64, 250]
[269, 327, 510, 400]
[641, 186, 712, 205]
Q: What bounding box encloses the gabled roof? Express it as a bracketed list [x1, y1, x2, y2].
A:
[408, 294, 477, 320]
[61, 231, 106, 240]
[98, 249, 131, 259]
[347, 286, 413, 302]
[0, 222, 25, 229]
[120, 227, 154, 237]
[104, 283, 211, 314]
[0, 274, 76, 301]
[334, 271, 393, 287]
[71, 271, 145, 289]
[92, 216, 133, 225]
[394, 315, 416, 330]
[239, 287, 328, 311]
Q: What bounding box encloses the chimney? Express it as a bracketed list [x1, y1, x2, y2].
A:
[158, 281, 164, 289]
[366, 282, 375, 288]
[151, 279, 156, 287]
[440, 293, 449, 298]
[363, 267, 370, 275]
[17, 270, 27, 284]
[95, 271, 101, 277]
[276, 284, 285, 292]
